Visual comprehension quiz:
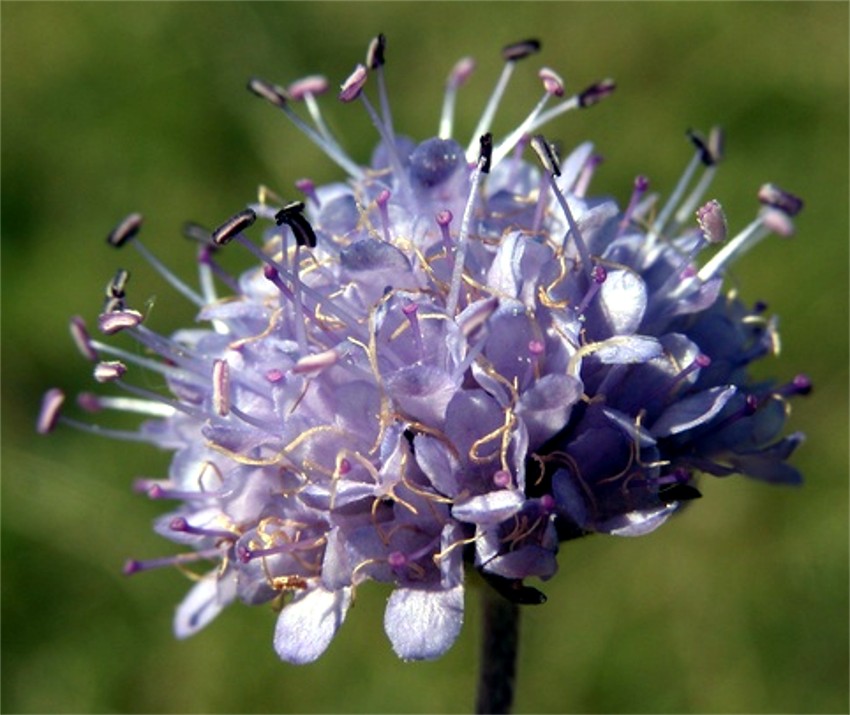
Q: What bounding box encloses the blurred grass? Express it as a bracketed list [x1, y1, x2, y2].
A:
[2, 2, 848, 713]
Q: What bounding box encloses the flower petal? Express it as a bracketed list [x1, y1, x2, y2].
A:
[274, 586, 351, 664]
[384, 586, 464, 660]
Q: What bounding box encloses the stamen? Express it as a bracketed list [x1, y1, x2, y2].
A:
[446, 134, 491, 316]
[491, 66, 564, 166]
[648, 129, 713, 241]
[106, 212, 205, 307]
[439, 56, 476, 139]
[77, 392, 176, 418]
[250, 76, 364, 178]
[465, 39, 541, 160]
[697, 198, 799, 283]
[531, 134, 594, 280]
[672, 127, 724, 228]
[366, 34, 397, 147]
[526, 79, 614, 135]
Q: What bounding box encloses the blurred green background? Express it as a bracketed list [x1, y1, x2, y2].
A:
[2, 2, 847, 713]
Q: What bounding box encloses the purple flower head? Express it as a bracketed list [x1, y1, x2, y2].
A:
[39, 36, 807, 663]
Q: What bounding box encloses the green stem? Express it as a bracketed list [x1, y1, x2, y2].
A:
[475, 586, 520, 714]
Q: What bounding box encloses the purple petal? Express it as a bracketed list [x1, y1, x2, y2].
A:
[174, 574, 227, 639]
[452, 489, 524, 525]
[651, 385, 737, 437]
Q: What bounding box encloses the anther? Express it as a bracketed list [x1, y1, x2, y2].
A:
[686, 128, 715, 166]
[577, 78, 616, 108]
[339, 64, 368, 103]
[94, 360, 127, 383]
[211, 208, 256, 246]
[286, 75, 330, 101]
[479, 133, 493, 174]
[530, 134, 561, 177]
[98, 309, 143, 335]
[275, 201, 317, 248]
[758, 183, 804, 217]
[366, 33, 387, 69]
[247, 77, 288, 107]
[538, 67, 565, 97]
[70, 316, 98, 362]
[37, 388, 65, 434]
[106, 212, 143, 247]
[106, 268, 131, 300]
[501, 39, 541, 61]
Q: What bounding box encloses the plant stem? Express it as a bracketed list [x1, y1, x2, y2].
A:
[475, 586, 520, 714]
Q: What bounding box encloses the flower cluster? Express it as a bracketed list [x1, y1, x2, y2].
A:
[39, 36, 808, 663]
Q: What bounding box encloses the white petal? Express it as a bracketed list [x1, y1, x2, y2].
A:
[274, 586, 351, 664]
[384, 586, 464, 661]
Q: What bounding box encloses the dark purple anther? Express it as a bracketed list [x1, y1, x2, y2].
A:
[530, 134, 561, 177]
[212, 208, 256, 246]
[366, 33, 387, 69]
[686, 129, 716, 166]
[478, 133, 493, 174]
[107, 212, 143, 247]
[106, 268, 130, 299]
[758, 183, 804, 217]
[501, 39, 541, 62]
[275, 201, 317, 248]
[578, 79, 616, 108]
[247, 77, 288, 107]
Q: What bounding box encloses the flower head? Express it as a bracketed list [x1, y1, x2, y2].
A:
[39, 36, 807, 663]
